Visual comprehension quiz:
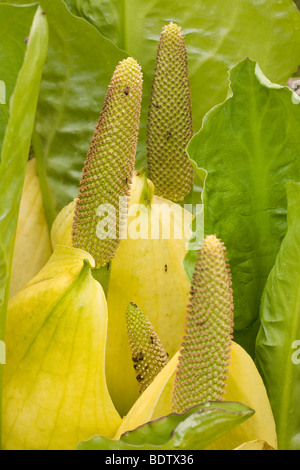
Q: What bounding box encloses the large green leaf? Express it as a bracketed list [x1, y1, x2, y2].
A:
[256, 182, 300, 450]
[77, 402, 254, 450]
[0, 82, 5, 104]
[0, 4, 38, 149]
[3, 0, 300, 212]
[1, 0, 127, 216]
[63, 0, 300, 168]
[187, 59, 300, 357]
[0, 5, 48, 446]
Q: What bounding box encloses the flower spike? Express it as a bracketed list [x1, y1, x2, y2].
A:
[126, 302, 169, 394]
[147, 22, 194, 202]
[72, 57, 143, 267]
[172, 235, 234, 414]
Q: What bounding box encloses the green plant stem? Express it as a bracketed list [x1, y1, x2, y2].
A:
[92, 262, 112, 298]
[32, 127, 57, 232]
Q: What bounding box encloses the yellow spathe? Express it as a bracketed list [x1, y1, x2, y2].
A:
[106, 193, 192, 416]
[207, 342, 277, 450]
[9, 159, 52, 299]
[234, 439, 275, 450]
[2, 245, 121, 450]
[114, 342, 277, 450]
[51, 174, 193, 416]
[50, 197, 74, 249]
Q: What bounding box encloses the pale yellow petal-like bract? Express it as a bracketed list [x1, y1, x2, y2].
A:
[234, 439, 275, 450]
[51, 174, 193, 417]
[9, 159, 52, 299]
[114, 342, 277, 450]
[3, 245, 121, 450]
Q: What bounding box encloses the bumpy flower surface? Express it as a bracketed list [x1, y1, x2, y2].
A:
[72, 57, 143, 267]
[114, 235, 276, 449]
[126, 302, 169, 393]
[115, 343, 277, 450]
[147, 22, 194, 202]
[172, 235, 234, 413]
[51, 173, 193, 416]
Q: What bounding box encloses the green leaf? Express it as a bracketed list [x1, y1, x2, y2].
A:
[3, 0, 300, 210]
[77, 401, 254, 450]
[0, 4, 39, 149]
[0, 81, 5, 105]
[294, 0, 300, 10]
[1, 0, 127, 215]
[187, 58, 300, 357]
[256, 181, 300, 450]
[63, 0, 300, 170]
[0, 4, 48, 446]
[36, 0, 127, 214]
